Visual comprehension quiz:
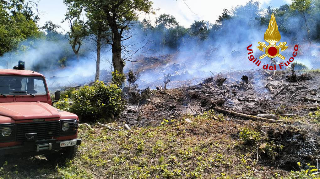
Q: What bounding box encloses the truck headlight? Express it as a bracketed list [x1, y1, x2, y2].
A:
[60, 119, 77, 135]
[0, 124, 15, 142]
[62, 122, 70, 132]
[1, 127, 12, 137]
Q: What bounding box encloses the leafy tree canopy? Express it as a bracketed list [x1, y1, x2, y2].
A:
[0, 0, 40, 56]
[156, 14, 179, 29]
[64, 0, 153, 76]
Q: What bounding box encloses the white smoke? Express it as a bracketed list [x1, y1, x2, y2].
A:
[0, 1, 319, 91]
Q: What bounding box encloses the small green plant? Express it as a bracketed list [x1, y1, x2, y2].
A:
[239, 128, 261, 145]
[290, 162, 319, 178]
[152, 140, 165, 154]
[54, 98, 70, 111]
[136, 140, 145, 153]
[197, 110, 224, 121]
[112, 70, 125, 87]
[161, 118, 175, 125]
[58, 56, 67, 67]
[259, 142, 283, 161]
[309, 108, 320, 123]
[127, 70, 138, 87]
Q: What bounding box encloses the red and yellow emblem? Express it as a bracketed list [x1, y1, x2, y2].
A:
[258, 13, 288, 60]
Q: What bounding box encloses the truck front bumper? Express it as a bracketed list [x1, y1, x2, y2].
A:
[0, 139, 81, 156]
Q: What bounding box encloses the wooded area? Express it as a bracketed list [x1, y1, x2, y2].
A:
[1, 0, 320, 84]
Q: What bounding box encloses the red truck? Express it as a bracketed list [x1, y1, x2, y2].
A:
[0, 61, 81, 163]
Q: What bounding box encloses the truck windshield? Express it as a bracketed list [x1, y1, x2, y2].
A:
[0, 75, 47, 95]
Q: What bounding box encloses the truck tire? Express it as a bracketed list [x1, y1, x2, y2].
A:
[63, 145, 78, 160]
[45, 146, 78, 164]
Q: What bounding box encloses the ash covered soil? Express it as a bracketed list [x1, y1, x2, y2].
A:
[122, 69, 320, 125]
[121, 69, 320, 170]
[2, 69, 320, 178]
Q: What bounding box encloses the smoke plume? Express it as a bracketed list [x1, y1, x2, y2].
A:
[0, 1, 319, 91]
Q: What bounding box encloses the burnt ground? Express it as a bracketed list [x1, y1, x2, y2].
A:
[2, 69, 320, 178]
[121, 69, 320, 125]
[120, 69, 320, 172]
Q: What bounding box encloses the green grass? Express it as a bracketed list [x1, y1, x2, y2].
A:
[1, 113, 319, 178]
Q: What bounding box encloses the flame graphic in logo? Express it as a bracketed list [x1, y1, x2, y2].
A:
[258, 13, 288, 60]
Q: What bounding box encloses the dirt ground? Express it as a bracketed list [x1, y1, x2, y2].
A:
[120, 68, 320, 171]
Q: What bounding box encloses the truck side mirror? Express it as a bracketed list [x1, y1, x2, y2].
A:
[54, 90, 61, 101]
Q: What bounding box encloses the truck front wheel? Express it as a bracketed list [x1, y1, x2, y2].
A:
[45, 146, 78, 163]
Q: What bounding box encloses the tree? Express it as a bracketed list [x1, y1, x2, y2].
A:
[64, 0, 110, 81]
[141, 18, 153, 30]
[101, 0, 153, 76]
[165, 25, 187, 49]
[0, 0, 40, 56]
[65, 0, 152, 80]
[41, 21, 62, 41]
[42, 21, 61, 33]
[260, 6, 274, 26]
[216, 9, 232, 24]
[68, 19, 88, 60]
[290, 0, 311, 43]
[156, 14, 179, 29]
[153, 14, 182, 50]
[189, 20, 210, 40]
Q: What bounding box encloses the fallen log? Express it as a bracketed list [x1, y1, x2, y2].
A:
[272, 85, 288, 99]
[97, 122, 118, 131]
[237, 98, 256, 102]
[79, 123, 93, 130]
[124, 124, 132, 131]
[303, 97, 320, 103]
[280, 114, 296, 117]
[257, 114, 278, 120]
[290, 89, 308, 99]
[265, 83, 276, 93]
[213, 107, 290, 124]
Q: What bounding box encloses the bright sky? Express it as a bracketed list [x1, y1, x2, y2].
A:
[37, 0, 292, 33]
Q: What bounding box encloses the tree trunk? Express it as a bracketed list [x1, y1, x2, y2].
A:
[302, 12, 311, 45]
[95, 31, 101, 81]
[72, 43, 80, 61]
[112, 32, 124, 74]
[104, 6, 125, 75]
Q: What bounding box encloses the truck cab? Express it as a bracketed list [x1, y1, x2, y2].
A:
[0, 62, 81, 162]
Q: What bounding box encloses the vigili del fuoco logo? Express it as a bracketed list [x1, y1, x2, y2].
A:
[247, 13, 299, 70]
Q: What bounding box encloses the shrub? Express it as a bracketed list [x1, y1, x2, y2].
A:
[112, 70, 125, 87]
[259, 142, 283, 161]
[54, 98, 71, 111]
[292, 62, 308, 71]
[57, 81, 124, 122]
[127, 70, 138, 86]
[60, 87, 76, 99]
[239, 128, 261, 145]
[290, 163, 319, 178]
[309, 107, 320, 123]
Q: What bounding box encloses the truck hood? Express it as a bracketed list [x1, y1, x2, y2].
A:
[0, 102, 60, 120]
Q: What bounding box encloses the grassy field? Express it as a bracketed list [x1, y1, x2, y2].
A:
[0, 112, 319, 178]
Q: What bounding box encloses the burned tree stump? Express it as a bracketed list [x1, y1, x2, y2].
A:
[287, 63, 297, 82]
[216, 77, 226, 86]
[241, 75, 249, 84]
[163, 74, 171, 90]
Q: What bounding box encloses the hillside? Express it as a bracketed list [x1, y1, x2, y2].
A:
[1, 69, 320, 178]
